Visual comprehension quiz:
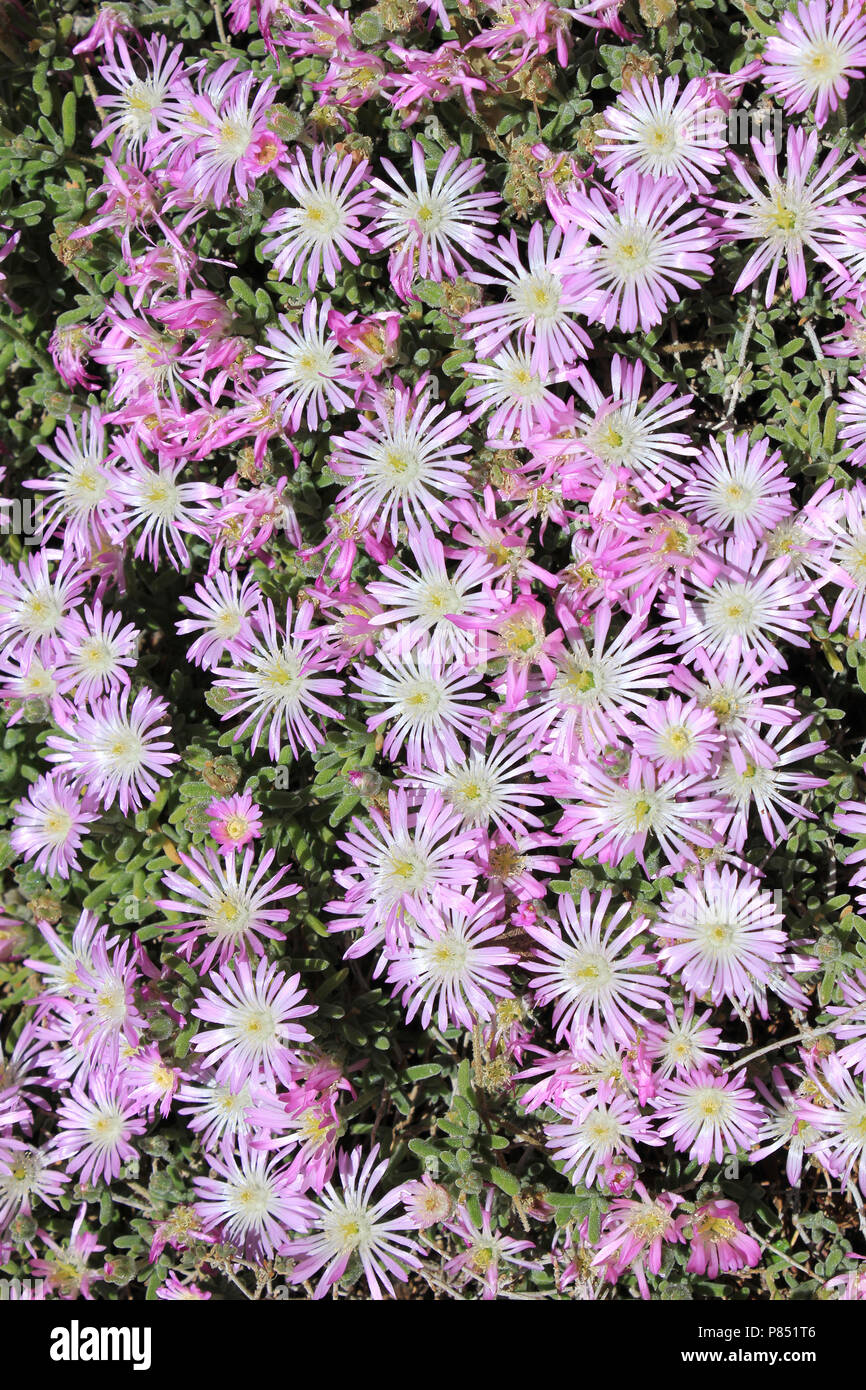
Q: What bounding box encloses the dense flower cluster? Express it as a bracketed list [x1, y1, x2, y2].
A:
[4, 0, 866, 1302]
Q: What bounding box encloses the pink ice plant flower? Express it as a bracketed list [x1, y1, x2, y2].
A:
[283, 1144, 424, 1299]
[46, 687, 179, 816]
[206, 791, 264, 852]
[686, 1197, 761, 1277]
[761, 0, 866, 128]
[158, 843, 297, 970]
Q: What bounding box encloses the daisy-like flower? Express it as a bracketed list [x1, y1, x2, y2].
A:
[0, 646, 59, 718]
[367, 523, 503, 663]
[90, 295, 188, 410]
[838, 373, 866, 468]
[0, 1144, 69, 1233]
[172, 66, 278, 207]
[370, 142, 499, 297]
[556, 174, 715, 333]
[29, 409, 120, 555]
[29, 1204, 105, 1299]
[330, 789, 480, 953]
[443, 1189, 540, 1299]
[591, 1182, 686, 1299]
[563, 355, 697, 501]
[797, 1055, 866, 1195]
[555, 757, 721, 872]
[250, 1088, 341, 1194]
[517, 606, 670, 757]
[53, 600, 139, 700]
[652, 1068, 764, 1165]
[524, 888, 666, 1048]
[283, 1144, 424, 1299]
[464, 343, 568, 442]
[386, 892, 517, 1030]
[544, 1087, 661, 1189]
[177, 570, 261, 671]
[681, 433, 794, 542]
[652, 867, 787, 1011]
[714, 126, 863, 305]
[402, 1175, 452, 1229]
[125, 1044, 183, 1120]
[263, 145, 377, 289]
[54, 1075, 146, 1186]
[826, 483, 866, 637]
[352, 649, 485, 770]
[462, 223, 595, 373]
[686, 1197, 761, 1277]
[477, 830, 561, 905]
[330, 379, 473, 544]
[25, 910, 109, 1000]
[400, 734, 544, 842]
[212, 599, 344, 760]
[158, 844, 297, 970]
[665, 541, 816, 669]
[762, 0, 866, 127]
[632, 695, 723, 778]
[10, 773, 99, 881]
[207, 791, 264, 853]
[596, 75, 727, 192]
[751, 1064, 817, 1184]
[194, 1142, 311, 1259]
[257, 298, 355, 431]
[825, 968, 866, 1077]
[710, 717, 826, 851]
[191, 956, 316, 1088]
[96, 34, 187, 154]
[47, 687, 180, 816]
[645, 999, 731, 1079]
[0, 551, 88, 660]
[177, 1075, 256, 1159]
[110, 441, 218, 570]
[671, 646, 799, 749]
[67, 930, 145, 1068]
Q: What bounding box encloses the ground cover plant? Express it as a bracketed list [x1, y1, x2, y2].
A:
[4, 0, 866, 1303]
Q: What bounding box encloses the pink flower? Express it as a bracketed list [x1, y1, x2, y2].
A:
[11, 773, 99, 880]
[194, 1141, 311, 1258]
[714, 126, 863, 305]
[463, 223, 595, 374]
[370, 142, 499, 297]
[158, 843, 296, 970]
[402, 1175, 452, 1228]
[652, 867, 787, 1012]
[596, 75, 727, 192]
[54, 1075, 146, 1186]
[652, 1068, 764, 1165]
[545, 1086, 662, 1188]
[46, 687, 179, 817]
[555, 175, 715, 334]
[761, 0, 866, 127]
[264, 145, 377, 289]
[686, 1198, 761, 1277]
[524, 888, 666, 1049]
[211, 598, 344, 760]
[443, 1189, 540, 1299]
[386, 891, 517, 1031]
[592, 1182, 687, 1298]
[330, 378, 473, 545]
[256, 298, 356, 431]
[207, 791, 264, 852]
[191, 956, 316, 1088]
[283, 1145, 424, 1299]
